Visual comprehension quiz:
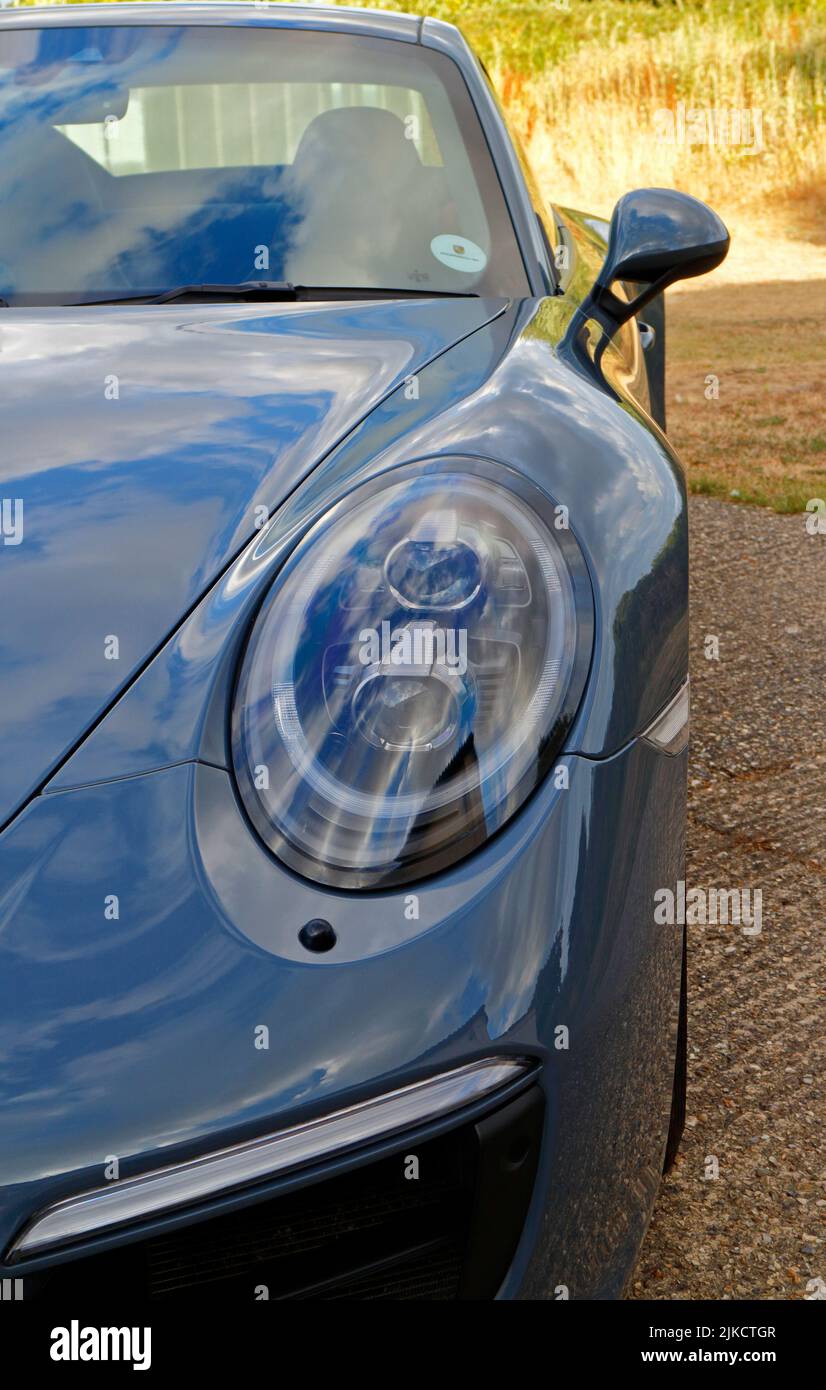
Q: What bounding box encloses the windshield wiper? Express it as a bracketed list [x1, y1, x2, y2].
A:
[55, 282, 480, 307]
[56, 281, 298, 306]
[152, 280, 299, 304]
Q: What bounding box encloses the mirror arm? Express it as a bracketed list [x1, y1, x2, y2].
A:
[584, 273, 671, 335]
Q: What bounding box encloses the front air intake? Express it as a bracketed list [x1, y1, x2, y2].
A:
[22, 1085, 544, 1301]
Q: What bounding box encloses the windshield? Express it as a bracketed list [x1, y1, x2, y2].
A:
[0, 23, 530, 304]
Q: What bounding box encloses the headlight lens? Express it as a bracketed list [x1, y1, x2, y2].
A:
[232, 464, 592, 888]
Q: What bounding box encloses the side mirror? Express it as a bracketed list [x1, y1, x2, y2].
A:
[588, 187, 729, 329]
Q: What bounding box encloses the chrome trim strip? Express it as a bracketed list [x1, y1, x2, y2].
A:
[8, 1057, 533, 1262]
[641, 678, 690, 755]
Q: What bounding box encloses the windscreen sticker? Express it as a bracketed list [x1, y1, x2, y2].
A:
[430, 234, 487, 274]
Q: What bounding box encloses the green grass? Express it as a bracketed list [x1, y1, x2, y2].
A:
[689, 473, 826, 513]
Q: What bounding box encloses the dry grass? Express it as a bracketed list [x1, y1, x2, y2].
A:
[668, 278, 826, 512]
[494, 0, 826, 515]
[501, 1, 826, 226]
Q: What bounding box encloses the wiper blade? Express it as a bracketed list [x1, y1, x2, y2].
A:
[47, 282, 481, 308]
[154, 280, 299, 304]
[61, 281, 299, 306]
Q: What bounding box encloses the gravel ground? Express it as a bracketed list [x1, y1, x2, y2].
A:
[629, 496, 826, 1300]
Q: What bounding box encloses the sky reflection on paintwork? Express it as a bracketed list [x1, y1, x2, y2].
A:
[0, 299, 494, 828]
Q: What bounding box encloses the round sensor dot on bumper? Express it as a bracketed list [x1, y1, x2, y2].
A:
[298, 919, 337, 953]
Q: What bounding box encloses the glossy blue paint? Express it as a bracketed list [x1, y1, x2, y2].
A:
[0, 296, 502, 829]
[584, 187, 730, 337]
[49, 294, 686, 791]
[0, 738, 685, 1299]
[0, 2, 721, 1300]
[599, 186, 730, 293]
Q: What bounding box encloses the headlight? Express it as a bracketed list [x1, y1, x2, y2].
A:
[232, 462, 592, 888]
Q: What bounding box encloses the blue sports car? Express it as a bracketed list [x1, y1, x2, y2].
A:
[0, 3, 728, 1300]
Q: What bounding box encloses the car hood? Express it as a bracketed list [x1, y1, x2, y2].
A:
[0, 297, 503, 831]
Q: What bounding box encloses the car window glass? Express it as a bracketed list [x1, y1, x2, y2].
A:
[0, 25, 531, 302]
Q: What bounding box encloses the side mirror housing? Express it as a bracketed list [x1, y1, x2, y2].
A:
[589, 187, 729, 328]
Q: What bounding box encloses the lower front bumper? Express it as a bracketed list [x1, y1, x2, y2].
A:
[7, 1071, 547, 1302]
[0, 734, 685, 1298]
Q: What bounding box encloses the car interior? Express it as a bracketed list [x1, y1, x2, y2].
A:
[0, 103, 477, 297]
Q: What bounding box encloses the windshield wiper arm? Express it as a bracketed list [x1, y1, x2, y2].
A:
[153, 281, 300, 304]
[52, 282, 481, 308]
[59, 281, 299, 306]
